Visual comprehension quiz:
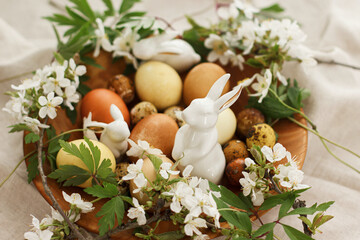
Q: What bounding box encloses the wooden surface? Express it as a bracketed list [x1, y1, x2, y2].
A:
[24, 55, 308, 239]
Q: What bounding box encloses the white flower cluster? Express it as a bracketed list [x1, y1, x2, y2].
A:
[3, 58, 86, 133]
[24, 192, 93, 240]
[162, 165, 221, 238]
[240, 143, 309, 206]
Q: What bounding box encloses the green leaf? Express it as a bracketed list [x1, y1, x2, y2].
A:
[69, 0, 95, 20]
[96, 159, 118, 184]
[119, 0, 141, 14]
[209, 182, 251, 212]
[154, 231, 185, 240]
[298, 216, 312, 228]
[287, 87, 302, 110]
[261, 4, 284, 13]
[212, 195, 251, 233]
[317, 215, 333, 228]
[65, 106, 78, 124]
[48, 165, 91, 186]
[84, 182, 119, 198]
[53, 52, 65, 65]
[316, 201, 334, 212]
[77, 83, 92, 96]
[246, 58, 265, 68]
[80, 56, 105, 69]
[47, 154, 57, 172]
[84, 137, 101, 170]
[147, 154, 163, 171]
[44, 14, 76, 26]
[248, 96, 295, 119]
[8, 124, 32, 133]
[282, 224, 314, 240]
[265, 230, 274, 240]
[182, 28, 209, 59]
[27, 153, 39, 183]
[253, 222, 276, 237]
[278, 195, 296, 219]
[96, 196, 125, 236]
[259, 192, 293, 211]
[65, 6, 87, 23]
[102, 0, 115, 15]
[25, 133, 40, 144]
[287, 203, 318, 216]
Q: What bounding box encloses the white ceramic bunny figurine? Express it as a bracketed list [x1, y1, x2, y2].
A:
[172, 74, 243, 184]
[83, 104, 130, 158]
[132, 31, 201, 72]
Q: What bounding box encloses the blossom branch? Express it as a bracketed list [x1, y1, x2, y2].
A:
[316, 59, 360, 70]
[36, 117, 93, 240]
[293, 199, 312, 236]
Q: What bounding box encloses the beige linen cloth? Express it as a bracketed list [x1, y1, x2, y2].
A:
[1, 0, 359, 239]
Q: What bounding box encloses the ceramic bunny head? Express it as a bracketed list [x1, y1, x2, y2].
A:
[84, 104, 130, 158]
[172, 73, 243, 184]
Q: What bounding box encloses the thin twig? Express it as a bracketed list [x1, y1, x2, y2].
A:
[293, 199, 312, 236]
[316, 59, 360, 70]
[37, 118, 93, 240]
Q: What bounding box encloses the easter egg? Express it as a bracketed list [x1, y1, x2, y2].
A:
[56, 139, 116, 188]
[129, 114, 179, 161]
[225, 158, 246, 186]
[246, 123, 276, 149]
[135, 61, 182, 110]
[216, 108, 237, 145]
[129, 156, 179, 205]
[183, 63, 230, 106]
[81, 88, 130, 125]
[223, 139, 249, 164]
[237, 108, 265, 137]
[130, 101, 158, 126]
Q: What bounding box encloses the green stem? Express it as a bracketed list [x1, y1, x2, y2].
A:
[0, 150, 36, 188]
[288, 117, 360, 174]
[268, 88, 317, 130]
[90, 197, 102, 204]
[288, 117, 360, 159]
[46, 128, 85, 143]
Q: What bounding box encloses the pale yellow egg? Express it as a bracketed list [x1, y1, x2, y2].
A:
[216, 108, 237, 145]
[56, 139, 116, 188]
[135, 61, 182, 111]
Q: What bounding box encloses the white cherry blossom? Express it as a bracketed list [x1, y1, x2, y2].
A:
[237, 20, 258, 54]
[24, 230, 53, 240]
[67, 58, 86, 85]
[204, 34, 231, 65]
[38, 92, 63, 119]
[94, 18, 113, 57]
[249, 69, 272, 103]
[182, 165, 193, 178]
[184, 215, 207, 236]
[63, 85, 80, 111]
[261, 143, 287, 163]
[11, 78, 40, 91]
[234, 0, 259, 19]
[159, 162, 180, 179]
[239, 171, 264, 206]
[122, 159, 148, 191]
[217, 3, 239, 20]
[62, 191, 94, 213]
[127, 198, 147, 225]
[23, 116, 49, 134]
[42, 66, 70, 96]
[126, 139, 163, 158]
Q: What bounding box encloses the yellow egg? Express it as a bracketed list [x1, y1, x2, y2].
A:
[183, 63, 230, 106]
[56, 139, 116, 188]
[135, 61, 182, 110]
[216, 108, 237, 145]
[129, 156, 179, 205]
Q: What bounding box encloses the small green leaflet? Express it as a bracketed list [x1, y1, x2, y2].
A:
[69, 0, 95, 21]
[119, 0, 141, 14]
[147, 154, 163, 171]
[209, 182, 251, 213]
[27, 153, 40, 183]
[282, 224, 314, 240]
[24, 133, 40, 144]
[96, 196, 125, 236]
[8, 123, 32, 133]
[48, 165, 91, 186]
[84, 182, 119, 198]
[252, 222, 276, 238]
[261, 4, 284, 13]
[278, 195, 296, 219]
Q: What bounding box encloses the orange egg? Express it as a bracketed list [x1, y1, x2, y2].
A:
[81, 88, 130, 125]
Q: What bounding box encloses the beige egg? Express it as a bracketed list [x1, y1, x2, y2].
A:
[183, 62, 230, 106]
[216, 108, 237, 145]
[56, 139, 116, 188]
[129, 156, 179, 205]
[135, 61, 182, 110]
[164, 106, 185, 127]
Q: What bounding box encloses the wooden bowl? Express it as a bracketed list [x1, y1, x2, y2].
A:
[24, 56, 307, 239]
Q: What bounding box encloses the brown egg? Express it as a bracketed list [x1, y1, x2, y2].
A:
[225, 158, 246, 186]
[223, 140, 249, 164]
[130, 156, 179, 205]
[108, 74, 135, 103]
[130, 101, 158, 126]
[246, 123, 276, 149]
[183, 63, 230, 106]
[129, 114, 179, 161]
[164, 106, 185, 128]
[115, 162, 130, 194]
[237, 108, 265, 137]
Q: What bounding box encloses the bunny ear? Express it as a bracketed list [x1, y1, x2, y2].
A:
[214, 84, 243, 113]
[206, 73, 231, 101]
[110, 104, 124, 121]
